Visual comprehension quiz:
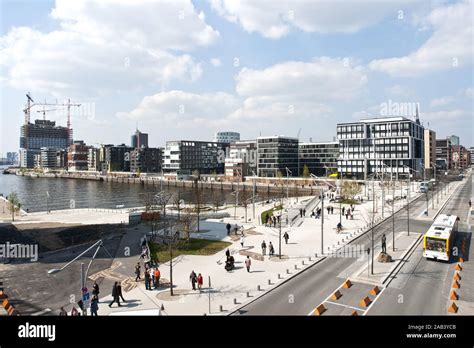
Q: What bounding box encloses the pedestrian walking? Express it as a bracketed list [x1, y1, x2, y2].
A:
[190, 270, 197, 290]
[261, 240, 267, 256]
[150, 266, 156, 288]
[283, 231, 289, 244]
[90, 296, 99, 316]
[134, 262, 141, 282]
[71, 306, 80, 316]
[303, 209, 306, 216]
[197, 273, 203, 291]
[92, 281, 100, 302]
[327, 206, 330, 214]
[59, 307, 67, 316]
[109, 282, 122, 307]
[144, 269, 151, 290]
[342, 207, 345, 215]
[300, 209, 303, 217]
[269, 242, 275, 257]
[117, 282, 126, 302]
[225, 248, 230, 258]
[245, 256, 251, 272]
[381, 234, 387, 253]
[331, 206, 334, 214]
[469, 199, 472, 208]
[226, 223, 231, 235]
[240, 235, 245, 248]
[154, 267, 161, 289]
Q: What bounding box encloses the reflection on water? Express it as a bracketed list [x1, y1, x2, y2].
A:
[0, 168, 281, 212]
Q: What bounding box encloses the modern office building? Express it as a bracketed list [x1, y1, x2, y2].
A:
[131, 129, 149, 148]
[100, 144, 133, 172]
[224, 140, 257, 178]
[299, 141, 339, 177]
[38, 147, 66, 170]
[337, 116, 424, 179]
[163, 140, 229, 174]
[130, 147, 163, 173]
[19, 119, 69, 168]
[424, 129, 437, 172]
[213, 131, 240, 144]
[452, 145, 470, 169]
[88, 147, 101, 172]
[257, 136, 299, 177]
[447, 135, 460, 146]
[67, 140, 90, 171]
[436, 138, 453, 169]
[6, 152, 18, 164]
[470, 147, 474, 165]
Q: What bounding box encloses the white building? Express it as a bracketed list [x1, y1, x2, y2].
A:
[213, 131, 240, 144]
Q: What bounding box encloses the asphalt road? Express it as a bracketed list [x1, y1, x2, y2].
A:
[234, 179, 467, 315]
[367, 174, 472, 315]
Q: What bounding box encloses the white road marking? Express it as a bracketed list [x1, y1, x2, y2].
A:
[362, 285, 387, 316]
[31, 308, 52, 316]
[324, 300, 366, 312]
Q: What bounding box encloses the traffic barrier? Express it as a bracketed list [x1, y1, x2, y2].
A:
[2, 299, 11, 310]
[359, 296, 371, 307]
[342, 279, 352, 289]
[7, 306, 17, 316]
[351, 310, 358, 316]
[454, 272, 461, 281]
[313, 304, 326, 316]
[452, 280, 460, 289]
[448, 302, 458, 314]
[331, 290, 342, 300]
[0, 290, 7, 300]
[455, 264, 463, 271]
[450, 290, 459, 300]
[370, 286, 381, 296]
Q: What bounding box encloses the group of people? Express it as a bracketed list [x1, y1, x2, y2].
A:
[260, 240, 276, 257]
[311, 208, 322, 219]
[189, 270, 204, 290]
[135, 262, 161, 291]
[342, 205, 356, 220]
[226, 223, 244, 235]
[264, 214, 280, 227]
[299, 208, 306, 217]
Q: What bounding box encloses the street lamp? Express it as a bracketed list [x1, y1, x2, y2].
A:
[251, 170, 257, 220]
[402, 165, 420, 236]
[285, 167, 292, 203]
[47, 239, 111, 315]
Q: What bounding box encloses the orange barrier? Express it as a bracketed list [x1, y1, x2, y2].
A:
[7, 306, 17, 316]
[2, 299, 11, 311]
[448, 302, 458, 314]
[452, 280, 460, 289]
[331, 290, 342, 300]
[342, 280, 353, 289]
[455, 264, 462, 271]
[0, 290, 7, 300]
[359, 296, 371, 307]
[370, 286, 381, 296]
[450, 290, 459, 300]
[351, 311, 358, 316]
[454, 272, 461, 281]
[313, 304, 326, 316]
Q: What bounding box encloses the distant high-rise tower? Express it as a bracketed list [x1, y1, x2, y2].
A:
[131, 129, 149, 148]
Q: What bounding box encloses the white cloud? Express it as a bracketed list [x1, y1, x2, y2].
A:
[116, 90, 239, 129]
[210, 0, 405, 39]
[0, 0, 219, 97]
[370, 0, 473, 77]
[430, 96, 454, 108]
[465, 87, 474, 99]
[210, 58, 222, 67]
[422, 109, 468, 122]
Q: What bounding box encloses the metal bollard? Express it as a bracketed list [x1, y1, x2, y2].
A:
[287, 269, 290, 274]
[309, 256, 312, 261]
[268, 279, 271, 285]
[302, 260, 305, 265]
[219, 305, 223, 312]
[233, 298, 237, 305]
[315, 253, 318, 258]
[257, 285, 261, 291]
[246, 292, 250, 297]
[278, 273, 281, 279]
[294, 264, 298, 270]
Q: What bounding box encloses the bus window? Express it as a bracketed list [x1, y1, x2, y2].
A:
[426, 238, 447, 252]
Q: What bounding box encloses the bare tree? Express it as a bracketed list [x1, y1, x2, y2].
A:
[192, 178, 205, 232]
[172, 189, 184, 220]
[211, 190, 224, 213]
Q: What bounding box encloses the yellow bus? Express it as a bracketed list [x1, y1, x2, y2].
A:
[423, 214, 458, 262]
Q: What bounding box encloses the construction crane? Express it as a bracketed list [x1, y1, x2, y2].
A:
[36, 107, 61, 121]
[23, 92, 35, 125]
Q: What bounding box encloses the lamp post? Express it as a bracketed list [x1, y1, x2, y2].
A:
[402, 165, 419, 236]
[251, 170, 257, 220]
[285, 167, 292, 204]
[47, 239, 111, 315]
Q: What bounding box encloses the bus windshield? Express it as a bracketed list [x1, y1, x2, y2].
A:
[426, 237, 447, 252]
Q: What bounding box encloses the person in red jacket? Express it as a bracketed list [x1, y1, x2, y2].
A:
[197, 273, 203, 291]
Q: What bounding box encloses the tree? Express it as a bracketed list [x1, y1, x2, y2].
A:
[192, 179, 205, 232]
[7, 192, 21, 222]
[341, 180, 361, 202]
[211, 190, 224, 213]
[172, 189, 184, 220]
[302, 164, 310, 178]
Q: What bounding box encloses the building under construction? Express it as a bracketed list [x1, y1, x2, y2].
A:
[19, 93, 78, 168]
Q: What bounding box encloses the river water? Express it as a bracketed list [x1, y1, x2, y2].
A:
[0, 166, 280, 212]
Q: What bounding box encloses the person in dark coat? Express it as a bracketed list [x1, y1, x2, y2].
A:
[283, 232, 289, 244]
[117, 282, 126, 302]
[90, 296, 99, 316]
[109, 282, 122, 307]
[190, 270, 197, 290]
[92, 281, 100, 302]
[226, 223, 231, 235]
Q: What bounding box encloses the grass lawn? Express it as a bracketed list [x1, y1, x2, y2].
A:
[149, 238, 231, 263]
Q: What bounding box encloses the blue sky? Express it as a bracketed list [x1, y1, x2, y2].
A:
[1, 0, 472, 156]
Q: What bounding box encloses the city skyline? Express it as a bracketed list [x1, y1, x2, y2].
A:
[1, 0, 473, 154]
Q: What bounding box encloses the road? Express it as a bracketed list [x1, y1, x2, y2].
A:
[367, 174, 472, 315]
[234, 178, 470, 315]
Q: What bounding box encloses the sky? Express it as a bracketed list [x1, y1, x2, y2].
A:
[0, 0, 473, 156]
